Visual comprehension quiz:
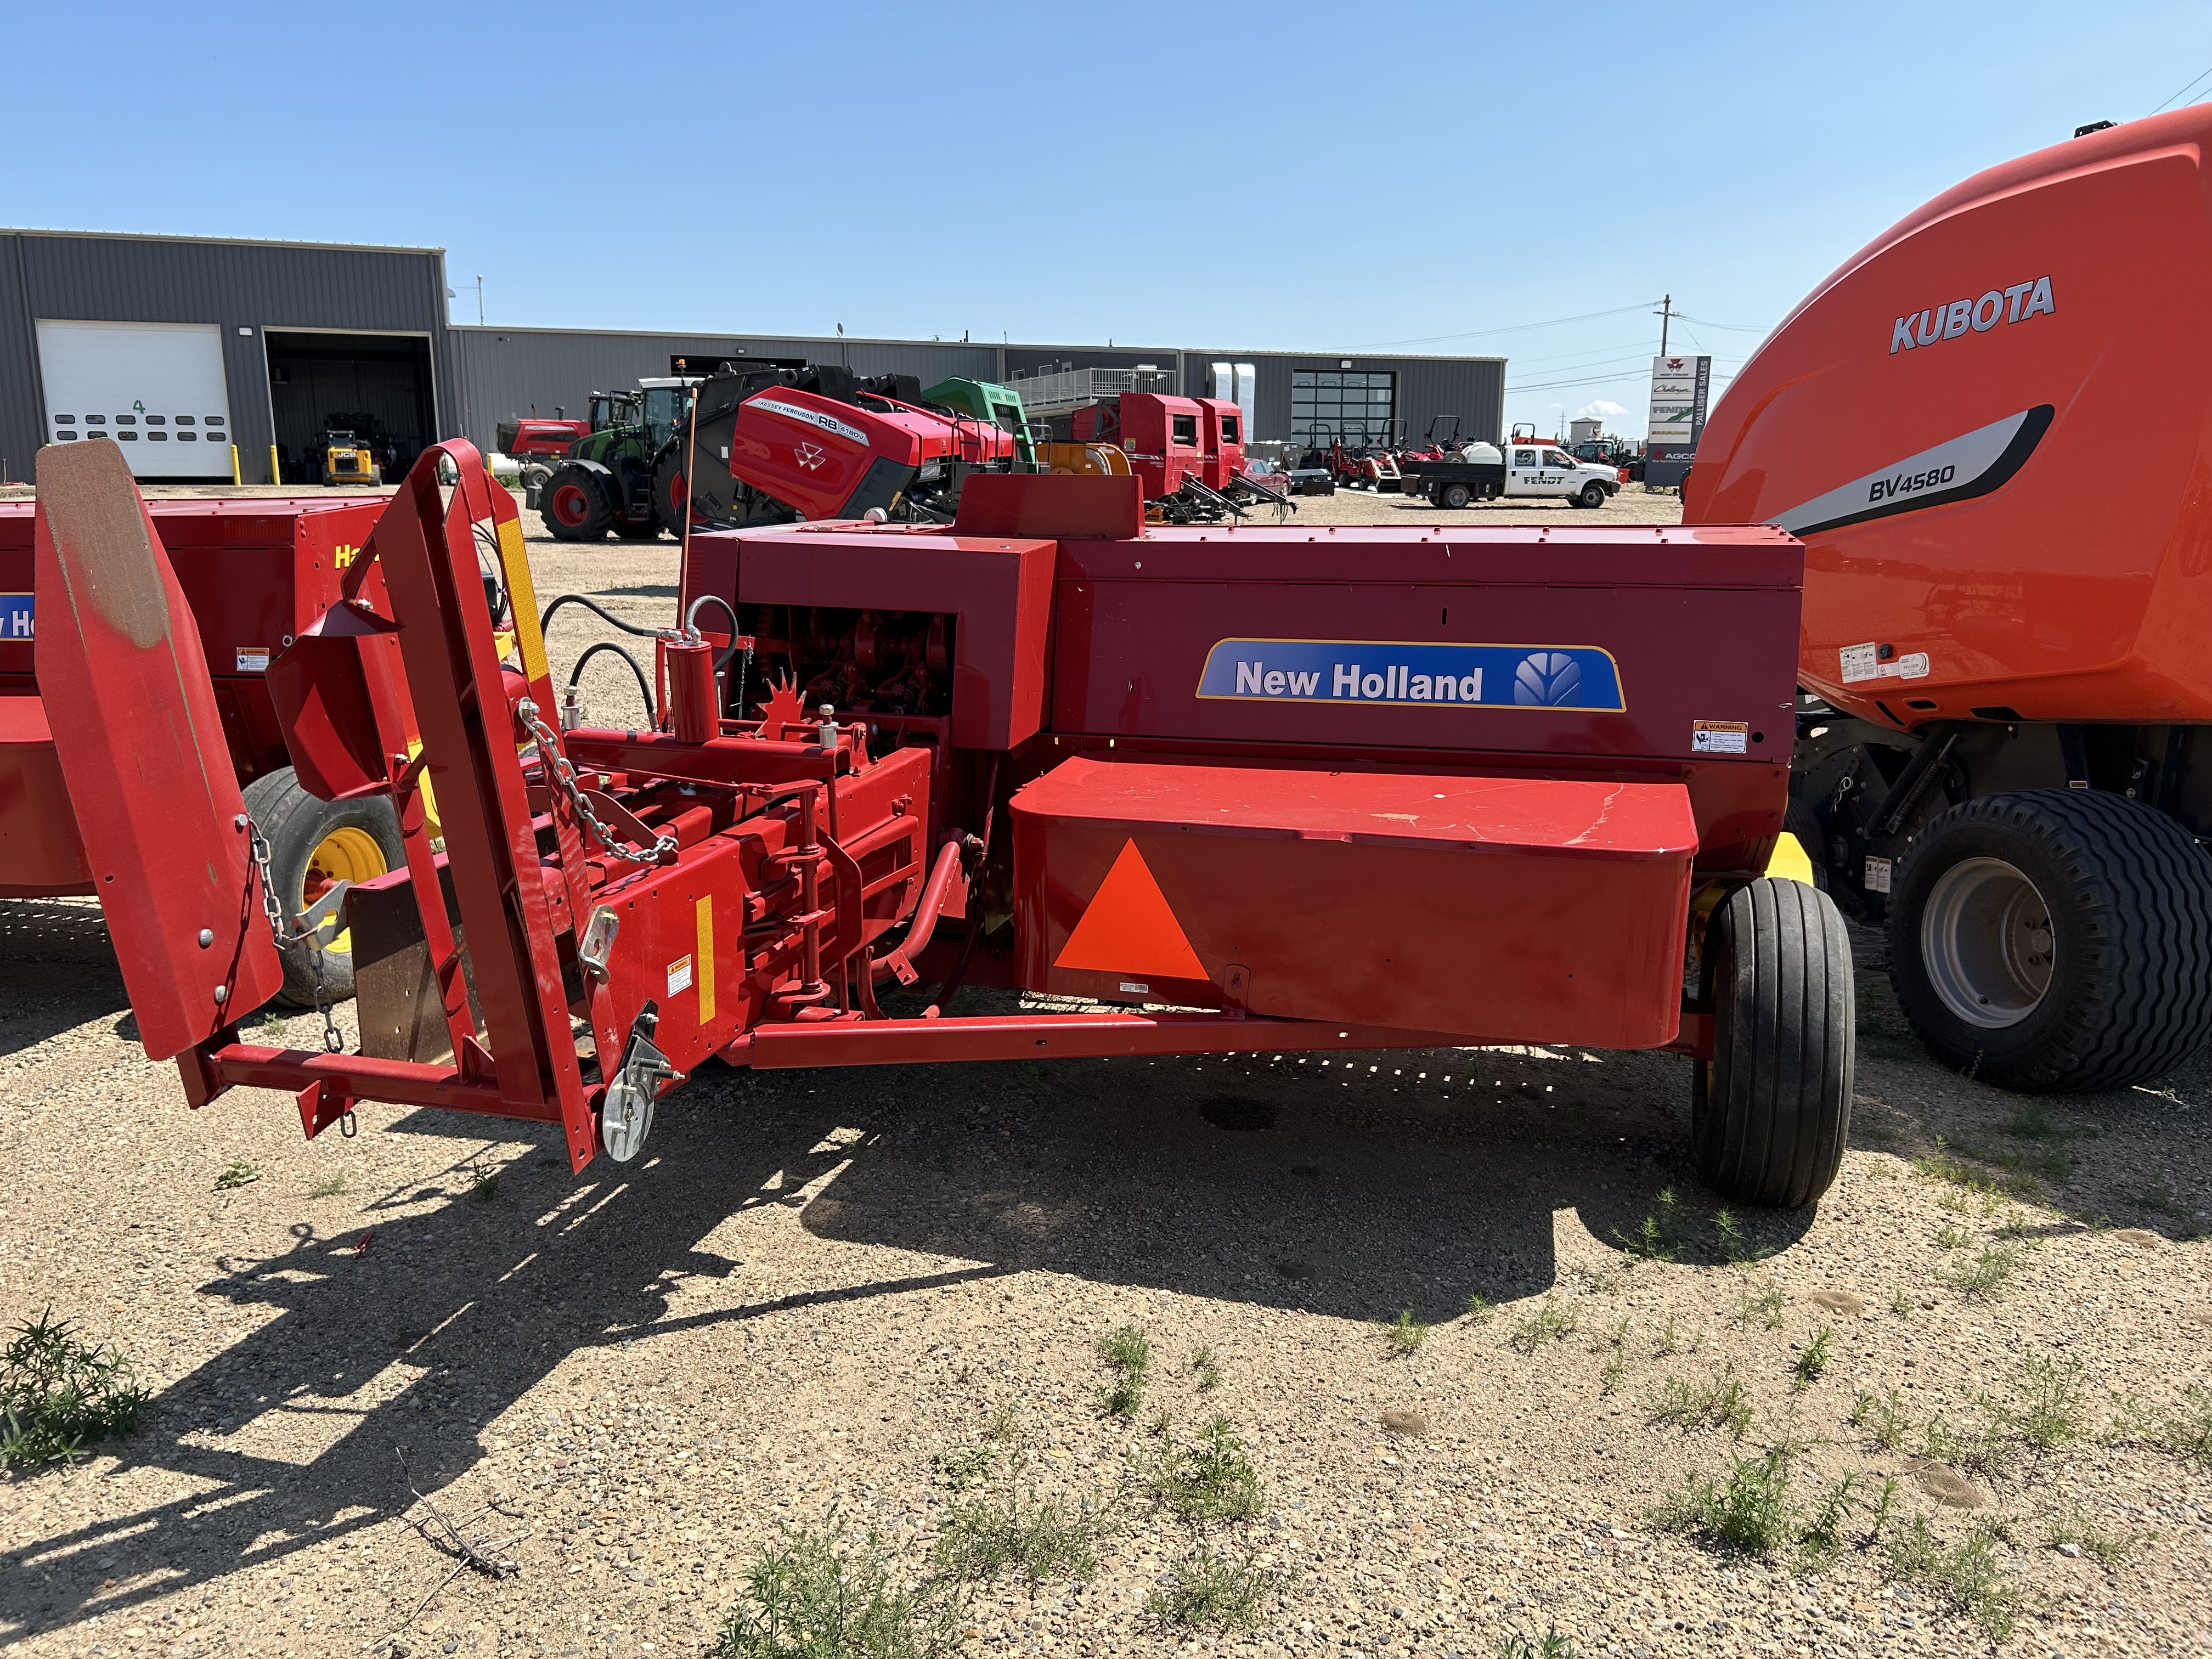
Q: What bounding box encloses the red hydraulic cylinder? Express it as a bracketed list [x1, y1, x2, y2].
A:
[662, 636, 718, 742]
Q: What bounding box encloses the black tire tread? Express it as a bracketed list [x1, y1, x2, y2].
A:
[240, 767, 403, 1009]
[1696, 878, 1854, 1207]
[1889, 789, 2212, 1091]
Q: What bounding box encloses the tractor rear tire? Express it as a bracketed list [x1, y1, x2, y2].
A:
[240, 767, 405, 1010]
[541, 467, 610, 541]
[1887, 789, 2212, 1092]
[1692, 878, 1854, 1208]
[1438, 482, 1472, 510]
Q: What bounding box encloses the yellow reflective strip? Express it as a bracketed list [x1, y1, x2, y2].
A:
[696, 895, 715, 1022]
[496, 516, 551, 685]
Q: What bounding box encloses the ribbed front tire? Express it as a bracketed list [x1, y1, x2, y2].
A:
[1692, 878, 1855, 1207]
[1888, 789, 2212, 1091]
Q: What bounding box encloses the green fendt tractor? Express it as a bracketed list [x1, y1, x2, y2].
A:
[920, 376, 1037, 470]
[538, 377, 696, 541]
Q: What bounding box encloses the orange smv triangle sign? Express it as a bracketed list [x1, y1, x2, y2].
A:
[1054, 839, 1207, 979]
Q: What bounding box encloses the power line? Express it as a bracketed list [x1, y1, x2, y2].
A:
[1673, 313, 1771, 333]
[1355, 300, 1662, 350]
[2149, 61, 2212, 115]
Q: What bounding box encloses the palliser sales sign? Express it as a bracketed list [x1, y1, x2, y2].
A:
[1647, 354, 1711, 460]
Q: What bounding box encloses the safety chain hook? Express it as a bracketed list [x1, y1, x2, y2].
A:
[244, 814, 347, 1054]
[516, 699, 679, 866]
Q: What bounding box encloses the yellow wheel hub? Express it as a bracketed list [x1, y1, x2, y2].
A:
[302, 826, 390, 957]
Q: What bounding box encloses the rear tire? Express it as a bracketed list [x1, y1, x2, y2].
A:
[541, 466, 610, 541]
[1692, 878, 1854, 1208]
[240, 767, 404, 1009]
[1438, 482, 1472, 510]
[1888, 789, 2212, 1091]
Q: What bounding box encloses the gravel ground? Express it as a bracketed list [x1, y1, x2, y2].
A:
[3, 488, 2210, 1659]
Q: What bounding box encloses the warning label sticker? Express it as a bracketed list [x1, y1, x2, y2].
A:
[1692, 720, 1749, 754]
[236, 646, 271, 673]
[667, 955, 694, 996]
[1864, 856, 1893, 894]
[1840, 642, 1930, 684]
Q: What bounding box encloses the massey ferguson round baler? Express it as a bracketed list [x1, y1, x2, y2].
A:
[1686, 104, 2212, 1094]
[33, 439, 1851, 1208]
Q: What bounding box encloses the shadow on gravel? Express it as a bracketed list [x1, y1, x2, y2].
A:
[0, 899, 130, 1056]
[10, 1004, 1817, 1638]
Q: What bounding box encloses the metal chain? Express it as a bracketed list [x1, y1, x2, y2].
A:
[516, 699, 679, 866]
[245, 814, 346, 1053]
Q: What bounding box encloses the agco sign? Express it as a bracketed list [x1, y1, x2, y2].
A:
[1889, 276, 2055, 353]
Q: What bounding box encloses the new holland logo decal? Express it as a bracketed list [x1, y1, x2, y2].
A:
[1195, 640, 1624, 709]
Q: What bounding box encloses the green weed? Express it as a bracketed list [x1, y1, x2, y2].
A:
[1613, 1187, 1684, 1261]
[1888, 1289, 1916, 1318]
[935, 1461, 1103, 1589]
[215, 1159, 260, 1190]
[1146, 1414, 1262, 1526]
[307, 1172, 349, 1199]
[1650, 1447, 1796, 1552]
[464, 1164, 499, 1202]
[1497, 1630, 1583, 1658]
[1988, 1355, 2084, 1451]
[1596, 1317, 1631, 1397]
[1143, 1539, 1286, 1630]
[1849, 1387, 1914, 1452]
[1508, 1293, 1579, 1354]
[1920, 1413, 2011, 1480]
[1188, 1346, 1221, 1392]
[1713, 1208, 1752, 1265]
[1884, 1515, 2021, 1642]
[0, 1310, 147, 1470]
[717, 1520, 962, 1658]
[1735, 1277, 1785, 1330]
[1935, 1243, 2022, 1298]
[1097, 1325, 1151, 1418]
[1793, 1328, 1834, 1387]
[1797, 1472, 1864, 1565]
[1649, 1366, 1752, 1438]
[2046, 1506, 2134, 1567]
[2112, 1384, 2212, 1464]
[1378, 1310, 1427, 1357]
[1936, 1222, 1970, 1249]
[1463, 1290, 1497, 1321]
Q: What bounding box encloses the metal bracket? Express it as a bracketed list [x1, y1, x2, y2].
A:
[601, 999, 681, 1163]
[578, 906, 621, 981]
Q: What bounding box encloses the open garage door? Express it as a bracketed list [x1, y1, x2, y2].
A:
[36, 320, 235, 479]
[266, 331, 434, 486]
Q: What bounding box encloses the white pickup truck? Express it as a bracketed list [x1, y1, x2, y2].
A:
[1409, 441, 1622, 509]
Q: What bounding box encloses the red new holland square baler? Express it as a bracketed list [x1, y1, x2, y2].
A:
[32, 442, 1853, 1209]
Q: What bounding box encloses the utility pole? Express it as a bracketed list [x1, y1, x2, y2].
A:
[1655, 294, 1675, 356]
[476, 275, 484, 326]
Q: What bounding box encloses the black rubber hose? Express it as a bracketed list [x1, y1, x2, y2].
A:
[540, 592, 657, 639]
[568, 641, 656, 726]
[685, 593, 744, 671]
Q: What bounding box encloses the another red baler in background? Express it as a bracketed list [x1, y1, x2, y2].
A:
[32, 447, 1853, 1210]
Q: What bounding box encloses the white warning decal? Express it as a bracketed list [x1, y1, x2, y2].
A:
[1691, 720, 1749, 754]
[1840, 643, 1930, 684]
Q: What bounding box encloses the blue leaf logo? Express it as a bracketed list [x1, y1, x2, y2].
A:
[1514, 651, 1583, 706]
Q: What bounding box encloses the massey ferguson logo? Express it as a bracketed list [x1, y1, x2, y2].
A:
[795, 442, 825, 470]
[1891, 276, 2055, 353]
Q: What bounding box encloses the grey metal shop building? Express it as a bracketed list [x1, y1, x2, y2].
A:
[2, 229, 1504, 484]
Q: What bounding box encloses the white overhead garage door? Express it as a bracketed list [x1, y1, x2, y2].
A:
[36, 320, 235, 478]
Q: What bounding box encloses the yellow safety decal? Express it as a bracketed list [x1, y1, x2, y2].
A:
[1765, 832, 1815, 887]
[497, 516, 551, 685]
[696, 895, 715, 1022]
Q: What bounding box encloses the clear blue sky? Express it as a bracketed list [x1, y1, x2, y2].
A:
[10, 1, 2210, 438]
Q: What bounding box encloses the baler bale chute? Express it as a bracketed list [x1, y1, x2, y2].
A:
[35, 440, 1854, 1209]
[1687, 102, 2212, 1094]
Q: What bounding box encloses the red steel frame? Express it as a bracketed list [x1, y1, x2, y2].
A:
[33, 449, 1803, 1173]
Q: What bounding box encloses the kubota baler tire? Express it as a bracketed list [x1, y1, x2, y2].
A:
[240, 767, 404, 1010]
[1438, 482, 1472, 510]
[1691, 878, 1854, 1209]
[1887, 789, 2212, 1092]
[1577, 481, 1607, 509]
[1784, 798, 1831, 893]
[541, 468, 610, 541]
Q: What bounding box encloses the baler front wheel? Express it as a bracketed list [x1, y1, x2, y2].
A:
[1691, 878, 1854, 1207]
[241, 768, 405, 1009]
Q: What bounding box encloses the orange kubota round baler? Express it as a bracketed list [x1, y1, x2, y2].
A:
[1687, 105, 2212, 1094]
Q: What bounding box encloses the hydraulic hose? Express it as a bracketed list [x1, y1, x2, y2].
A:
[568, 641, 656, 727]
[540, 592, 657, 639]
[685, 594, 744, 671]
